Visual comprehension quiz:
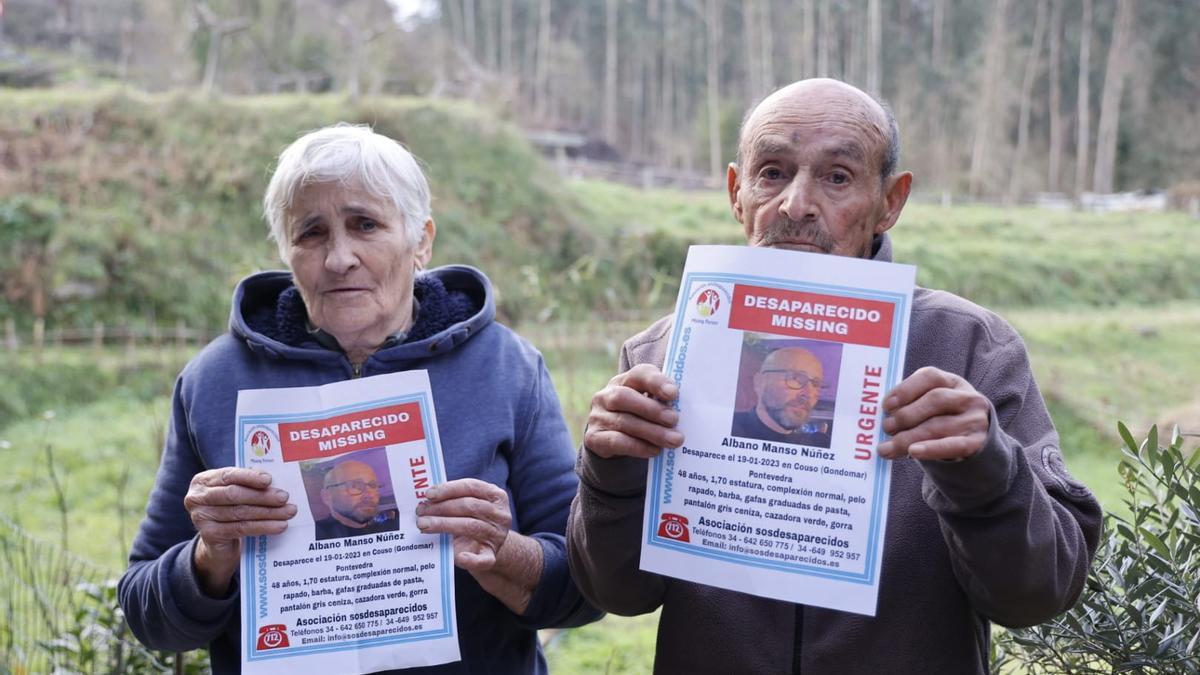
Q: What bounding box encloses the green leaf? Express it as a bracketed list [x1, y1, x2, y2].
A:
[1118, 422, 1139, 453]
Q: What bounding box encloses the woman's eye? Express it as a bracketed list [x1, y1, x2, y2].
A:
[359, 219, 379, 232]
[295, 228, 321, 241]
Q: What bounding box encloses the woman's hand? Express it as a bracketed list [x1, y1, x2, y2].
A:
[184, 468, 297, 597]
[416, 478, 543, 614]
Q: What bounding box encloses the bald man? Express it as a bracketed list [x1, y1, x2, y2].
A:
[314, 459, 397, 541]
[732, 347, 832, 448]
[568, 78, 1101, 674]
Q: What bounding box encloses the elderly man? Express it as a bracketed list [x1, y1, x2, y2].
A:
[567, 79, 1101, 674]
[733, 346, 831, 447]
[314, 459, 396, 540]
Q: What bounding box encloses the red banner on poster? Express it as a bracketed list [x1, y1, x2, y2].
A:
[278, 403, 424, 461]
[729, 284, 895, 347]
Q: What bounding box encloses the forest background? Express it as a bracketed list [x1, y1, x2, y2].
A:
[1, 0, 1198, 672]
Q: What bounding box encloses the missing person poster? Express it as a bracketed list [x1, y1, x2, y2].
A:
[641, 245, 915, 616]
[235, 371, 459, 674]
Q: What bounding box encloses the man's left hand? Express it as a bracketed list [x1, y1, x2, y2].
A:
[878, 366, 990, 461]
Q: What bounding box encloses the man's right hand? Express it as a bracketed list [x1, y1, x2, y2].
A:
[583, 364, 685, 459]
[183, 468, 296, 596]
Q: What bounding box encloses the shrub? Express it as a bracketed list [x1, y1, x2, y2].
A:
[994, 424, 1200, 673]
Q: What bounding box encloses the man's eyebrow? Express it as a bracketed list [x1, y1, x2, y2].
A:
[826, 142, 867, 164]
[749, 138, 793, 162]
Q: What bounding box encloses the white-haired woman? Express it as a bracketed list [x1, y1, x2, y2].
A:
[119, 124, 600, 673]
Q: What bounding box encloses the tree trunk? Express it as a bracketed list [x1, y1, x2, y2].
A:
[604, 0, 619, 143]
[535, 0, 551, 120]
[1048, 0, 1064, 192]
[759, 0, 774, 91]
[931, 0, 945, 70]
[803, 0, 816, 79]
[743, 0, 759, 98]
[1092, 0, 1134, 194]
[968, 0, 1011, 197]
[500, 0, 513, 77]
[706, 0, 722, 177]
[867, 0, 881, 95]
[1074, 0, 1093, 200]
[1007, 0, 1048, 203]
[817, 0, 831, 77]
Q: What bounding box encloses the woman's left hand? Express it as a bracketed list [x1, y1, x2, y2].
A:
[416, 478, 543, 614]
[416, 478, 512, 570]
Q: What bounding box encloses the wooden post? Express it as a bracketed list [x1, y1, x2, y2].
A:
[33, 317, 45, 362]
[4, 317, 17, 351]
[92, 322, 104, 351]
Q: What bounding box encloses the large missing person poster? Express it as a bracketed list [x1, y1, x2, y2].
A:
[235, 371, 459, 674]
[641, 245, 915, 616]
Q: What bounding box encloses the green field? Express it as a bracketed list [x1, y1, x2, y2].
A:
[2, 178, 1197, 671]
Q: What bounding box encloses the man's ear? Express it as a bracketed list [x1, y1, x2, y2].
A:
[727, 163, 745, 226]
[414, 218, 436, 270]
[874, 171, 912, 236]
[320, 487, 333, 508]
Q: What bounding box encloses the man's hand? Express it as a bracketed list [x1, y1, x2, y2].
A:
[416, 478, 542, 614]
[584, 364, 684, 459]
[878, 366, 990, 461]
[184, 468, 296, 596]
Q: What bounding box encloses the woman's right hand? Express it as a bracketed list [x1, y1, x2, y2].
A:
[184, 468, 296, 596]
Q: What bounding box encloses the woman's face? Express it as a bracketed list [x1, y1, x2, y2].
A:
[283, 181, 434, 359]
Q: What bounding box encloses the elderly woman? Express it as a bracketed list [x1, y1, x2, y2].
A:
[119, 124, 600, 673]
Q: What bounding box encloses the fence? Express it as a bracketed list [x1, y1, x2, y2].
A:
[3, 318, 216, 354]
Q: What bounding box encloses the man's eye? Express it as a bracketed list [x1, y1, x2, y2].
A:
[829, 171, 850, 185]
[761, 167, 785, 180]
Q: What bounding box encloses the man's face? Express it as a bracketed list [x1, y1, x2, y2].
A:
[728, 80, 910, 259]
[753, 348, 825, 432]
[321, 461, 381, 527]
[284, 181, 434, 351]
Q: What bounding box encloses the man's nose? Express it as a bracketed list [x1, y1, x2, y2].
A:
[779, 174, 818, 222]
[323, 232, 360, 274]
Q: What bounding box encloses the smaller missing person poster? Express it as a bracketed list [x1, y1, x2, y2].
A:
[235, 371, 459, 674]
[641, 245, 915, 616]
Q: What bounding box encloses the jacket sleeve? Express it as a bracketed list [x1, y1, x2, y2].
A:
[117, 376, 239, 651]
[507, 356, 604, 629]
[566, 343, 669, 617]
[918, 330, 1103, 627]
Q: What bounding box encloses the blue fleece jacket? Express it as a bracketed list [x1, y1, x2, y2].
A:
[119, 265, 600, 674]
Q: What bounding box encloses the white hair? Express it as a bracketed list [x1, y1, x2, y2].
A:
[263, 124, 431, 260]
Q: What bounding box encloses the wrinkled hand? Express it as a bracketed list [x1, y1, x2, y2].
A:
[416, 478, 513, 571]
[184, 468, 296, 595]
[584, 363, 684, 459]
[878, 367, 991, 461]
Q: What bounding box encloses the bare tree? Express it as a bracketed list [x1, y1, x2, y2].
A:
[1092, 0, 1134, 194]
[1074, 0, 1093, 200]
[705, 0, 722, 177]
[1047, 0, 1064, 192]
[968, 0, 1011, 196]
[1008, 0, 1048, 203]
[604, 0, 619, 142]
[866, 0, 881, 95]
[193, 1, 251, 95]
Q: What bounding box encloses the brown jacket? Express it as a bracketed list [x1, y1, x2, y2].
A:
[567, 235, 1101, 674]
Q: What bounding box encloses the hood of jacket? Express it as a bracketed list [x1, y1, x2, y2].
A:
[228, 264, 495, 369]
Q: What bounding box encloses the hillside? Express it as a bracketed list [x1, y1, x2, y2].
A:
[0, 90, 588, 328]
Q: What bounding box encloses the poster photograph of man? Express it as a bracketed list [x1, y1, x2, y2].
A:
[300, 447, 401, 541]
[731, 334, 843, 449]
